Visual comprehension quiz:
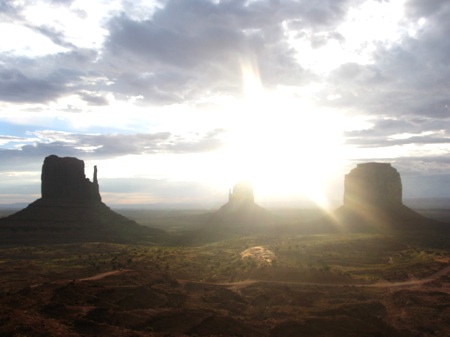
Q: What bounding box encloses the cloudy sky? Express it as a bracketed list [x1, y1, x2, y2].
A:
[1, 0, 450, 208]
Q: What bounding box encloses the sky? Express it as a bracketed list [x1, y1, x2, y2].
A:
[1, 0, 450, 208]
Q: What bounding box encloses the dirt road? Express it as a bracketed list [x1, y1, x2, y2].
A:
[30, 269, 131, 288]
[179, 264, 450, 291]
[79, 269, 131, 281]
[31, 264, 450, 291]
[369, 264, 450, 288]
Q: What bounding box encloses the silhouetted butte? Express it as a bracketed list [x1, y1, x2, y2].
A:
[315, 162, 444, 232]
[0, 155, 162, 244]
[192, 182, 276, 242]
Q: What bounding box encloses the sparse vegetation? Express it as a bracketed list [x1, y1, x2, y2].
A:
[0, 208, 449, 336]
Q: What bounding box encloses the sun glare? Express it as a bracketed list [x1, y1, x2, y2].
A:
[217, 61, 346, 208]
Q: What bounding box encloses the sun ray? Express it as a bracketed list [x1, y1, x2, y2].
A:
[216, 58, 347, 208]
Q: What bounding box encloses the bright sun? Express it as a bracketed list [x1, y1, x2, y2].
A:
[219, 61, 346, 208]
[92, 60, 348, 208]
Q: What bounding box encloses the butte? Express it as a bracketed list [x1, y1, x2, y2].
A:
[0, 155, 162, 245]
[193, 181, 276, 242]
[313, 162, 445, 233]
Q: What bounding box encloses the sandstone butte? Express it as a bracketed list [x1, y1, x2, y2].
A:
[0, 155, 162, 245]
[190, 181, 277, 243]
[317, 162, 445, 232]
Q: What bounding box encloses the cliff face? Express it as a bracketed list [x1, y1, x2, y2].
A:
[41, 155, 101, 201]
[344, 163, 403, 209]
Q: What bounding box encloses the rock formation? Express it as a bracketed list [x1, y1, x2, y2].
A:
[229, 181, 254, 204]
[240, 246, 277, 266]
[0, 155, 162, 244]
[41, 155, 101, 201]
[344, 163, 403, 209]
[219, 181, 256, 214]
[311, 162, 443, 233]
[193, 182, 277, 243]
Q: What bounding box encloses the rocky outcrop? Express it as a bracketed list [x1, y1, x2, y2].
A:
[344, 163, 402, 209]
[0, 155, 162, 244]
[41, 155, 100, 201]
[310, 162, 443, 233]
[240, 246, 277, 266]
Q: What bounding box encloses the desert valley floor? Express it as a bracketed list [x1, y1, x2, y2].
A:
[0, 207, 449, 337]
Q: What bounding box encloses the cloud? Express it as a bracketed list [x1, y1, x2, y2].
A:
[320, 1, 450, 162]
[0, 129, 226, 172]
[77, 91, 110, 106]
[346, 134, 450, 148]
[101, 0, 354, 103]
[0, 66, 67, 103]
[0, 49, 103, 103]
[0, 0, 21, 18]
[404, 0, 449, 18]
[344, 117, 450, 148]
[2, 0, 450, 203]
[50, 0, 75, 5]
[28, 24, 77, 49]
[0, 0, 75, 53]
[0, 0, 357, 106]
[326, 1, 450, 119]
